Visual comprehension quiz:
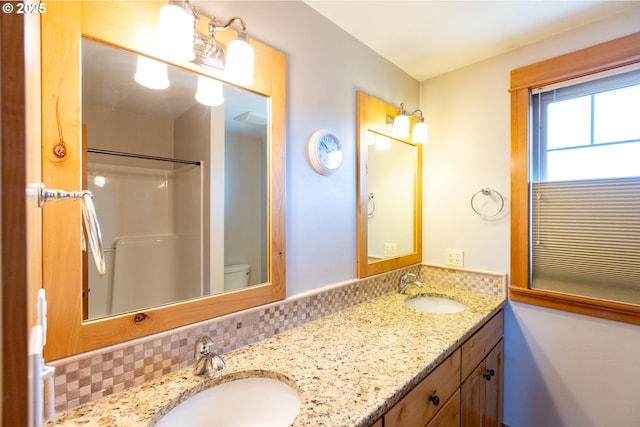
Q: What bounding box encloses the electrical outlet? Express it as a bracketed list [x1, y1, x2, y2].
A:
[446, 249, 464, 267]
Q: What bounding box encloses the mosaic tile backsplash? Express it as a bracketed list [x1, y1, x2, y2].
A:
[50, 264, 506, 413]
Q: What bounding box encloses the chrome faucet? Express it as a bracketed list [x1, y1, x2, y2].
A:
[193, 336, 225, 376]
[399, 273, 424, 294]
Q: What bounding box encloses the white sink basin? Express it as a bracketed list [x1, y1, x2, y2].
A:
[155, 377, 300, 427]
[405, 295, 467, 314]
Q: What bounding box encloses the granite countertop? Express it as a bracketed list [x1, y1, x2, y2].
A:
[48, 284, 505, 427]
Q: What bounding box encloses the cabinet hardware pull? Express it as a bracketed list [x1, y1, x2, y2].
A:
[483, 369, 496, 381]
[428, 394, 440, 406]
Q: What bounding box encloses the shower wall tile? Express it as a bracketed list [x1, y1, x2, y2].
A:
[50, 264, 506, 414]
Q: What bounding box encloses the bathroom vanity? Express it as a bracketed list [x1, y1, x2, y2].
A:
[382, 310, 503, 427]
[48, 284, 505, 427]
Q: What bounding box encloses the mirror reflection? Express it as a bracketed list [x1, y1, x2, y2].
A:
[356, 91, 422, 278]
[366, 130, 417, 262]
[82, 39, 269, 320]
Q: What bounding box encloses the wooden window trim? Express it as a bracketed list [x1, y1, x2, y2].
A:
[510, 32, 640, 325]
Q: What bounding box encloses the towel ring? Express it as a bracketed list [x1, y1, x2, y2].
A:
[471, 187, 504, 218]
[368, 192, 376, 217]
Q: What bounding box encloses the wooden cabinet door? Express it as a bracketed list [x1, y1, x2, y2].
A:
[482, 340, 503, 427]
[461, 339, 504, 427]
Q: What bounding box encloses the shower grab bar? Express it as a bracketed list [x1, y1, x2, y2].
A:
[37, 183, 106, 276]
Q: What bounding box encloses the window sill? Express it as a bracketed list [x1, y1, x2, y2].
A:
[510, 286, 640, 325]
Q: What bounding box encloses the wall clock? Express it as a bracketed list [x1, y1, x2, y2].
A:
[306, 130, 343, 175]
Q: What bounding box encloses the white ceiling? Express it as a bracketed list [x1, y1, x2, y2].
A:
[303, 1, 638, 81]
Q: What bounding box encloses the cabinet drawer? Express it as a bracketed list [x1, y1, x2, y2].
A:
[426, 388, 460, 427]
[385, 349, 461, 427]
[461, 310, 503, 380]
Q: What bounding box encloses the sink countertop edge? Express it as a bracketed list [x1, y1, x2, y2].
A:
[47, 284, 506, 427]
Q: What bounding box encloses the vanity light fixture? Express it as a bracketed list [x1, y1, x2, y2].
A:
[193, 15, 255, 85]
[135, 2, 255, 103]
[376, 134, 391, 151]
[411, 113, 429, 144]
[367, 131, 391, 151]
[388, 102, 429, 143]
[195, 75, 225, 106]
[157, 0, 255, 85]
[393, 103, 411, 138]
[157, 2, 197, 62]
[134, 55, 170, 90]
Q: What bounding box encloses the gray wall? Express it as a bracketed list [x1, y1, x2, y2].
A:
[196, 1, 420, 293]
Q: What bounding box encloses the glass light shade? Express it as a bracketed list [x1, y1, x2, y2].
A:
[411, 121, 429, 143]
[195, 75, 225, 106]
[225, 35, 255, 86]
[157, 4, 195, 62]
[134, 56, 169, 90]
[393, 115, 410, 138]
[367, 131, 377, 145]
[376, 134, 391, 151]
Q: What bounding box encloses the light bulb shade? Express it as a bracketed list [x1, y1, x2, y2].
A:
[393, 115, 410, 138]
[411, 121, 429, 143]
[157, 4, 195, 62]
[195, 75, 225, 106]
[376, 134, 391, 151]
[134, 56, 170, 90]
[225, 34, 255, 86]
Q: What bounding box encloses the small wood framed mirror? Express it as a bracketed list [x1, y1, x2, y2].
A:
[356, 91, 422, 278]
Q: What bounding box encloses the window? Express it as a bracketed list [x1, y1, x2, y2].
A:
[510, 32, 640, 324]
[531, 70, 640, 182]
[532, 69, 640, 182]
[530, 69, 640, 305]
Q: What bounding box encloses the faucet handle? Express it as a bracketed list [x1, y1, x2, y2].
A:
[195, 336, 215, 356]
[400, 272, 416, 284]
[193, 336, 225, 376]
[399, 272, 423, 294]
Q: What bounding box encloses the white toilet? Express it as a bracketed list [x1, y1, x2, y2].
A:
[224, 263, 251, 291]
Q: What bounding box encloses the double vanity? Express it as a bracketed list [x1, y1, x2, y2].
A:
[49, 283, 505, 426]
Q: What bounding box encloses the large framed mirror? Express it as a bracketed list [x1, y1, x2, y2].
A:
[41, 1, 286, 360]
[356, 91, 422, 278]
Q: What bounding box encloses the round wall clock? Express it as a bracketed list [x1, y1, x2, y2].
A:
[306, 130, 344, 175]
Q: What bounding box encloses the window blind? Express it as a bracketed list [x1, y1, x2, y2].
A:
[531, 177, 640, 290]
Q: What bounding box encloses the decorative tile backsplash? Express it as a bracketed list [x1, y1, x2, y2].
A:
[50, 264, 506, 413]
[421, 264, 506, 296]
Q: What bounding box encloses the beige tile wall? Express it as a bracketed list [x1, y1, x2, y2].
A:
[50, 264, 506, 413]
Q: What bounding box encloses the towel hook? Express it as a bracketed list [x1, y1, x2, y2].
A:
[471, 187, 504, 218]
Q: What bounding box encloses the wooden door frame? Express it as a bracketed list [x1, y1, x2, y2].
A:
[1, 9, 30, 425]
[2, 10, 42, 426]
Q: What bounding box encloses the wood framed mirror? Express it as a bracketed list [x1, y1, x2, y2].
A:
[356, 91, 422, 278]
[41, 1, 286, 360]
